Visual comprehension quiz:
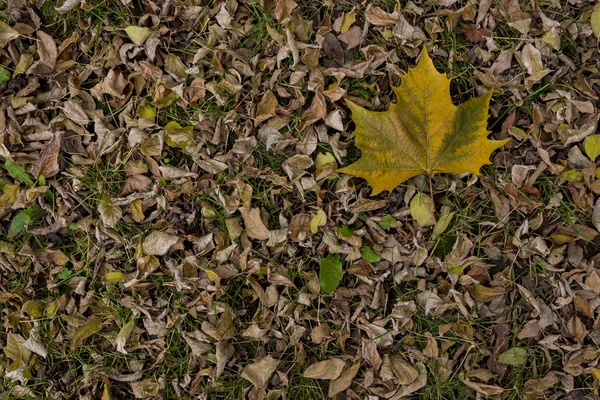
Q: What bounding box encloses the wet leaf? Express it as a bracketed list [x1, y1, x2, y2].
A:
[338, 48, 509, 194]
[21, 300, 45, 318]
[319, 253, 342, 294]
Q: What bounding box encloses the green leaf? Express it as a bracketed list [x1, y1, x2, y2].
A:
[584, 135, 600, 161]
[319, 254, 342, 294]
[338, 225, 354, 238]
[378, 215, 396, 230]
[4, 159, 34, 186]
[498, 347, 528, 366]
[10, 205, 43, 235]
[0, 66, 10, 85]
[433, 211, 455, 238]
[361, 246, 381, 263]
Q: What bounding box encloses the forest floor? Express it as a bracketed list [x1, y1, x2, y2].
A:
[1, 0, 600, 399]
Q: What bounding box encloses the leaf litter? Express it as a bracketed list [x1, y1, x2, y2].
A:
[1, 0, 600, 399]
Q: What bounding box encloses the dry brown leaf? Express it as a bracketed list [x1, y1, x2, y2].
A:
[303, 358, 346, 380]
[241, 355, 279, 388]
[328, 361, 360, 397]
[240, 206, 270, 240]
[142, 231, 179, 256]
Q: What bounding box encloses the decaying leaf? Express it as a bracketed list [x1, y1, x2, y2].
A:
[339, 48, 509, 194]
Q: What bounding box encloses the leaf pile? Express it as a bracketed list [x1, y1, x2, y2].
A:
[1, 0, 600, 399]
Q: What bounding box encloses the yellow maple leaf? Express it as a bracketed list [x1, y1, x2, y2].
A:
[339, 48, 510, 195]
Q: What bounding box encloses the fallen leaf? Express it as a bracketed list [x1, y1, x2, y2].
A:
[498, 347, 528, 366]
[240, 206, 270, 240]
[319, 253, 342, 294]
[241, 355, 279, 388]
[0, 20, 19, 47]
[71, 318, 103, 350]
[592, 2, 600, 39]
[410, 192, 436, 226]
[142, 231, 179, 256]
[328, 362, 360, 397]
[124, 26, 152, 46]
[303, 358, 346, 380]
[338, 47, 509, 194]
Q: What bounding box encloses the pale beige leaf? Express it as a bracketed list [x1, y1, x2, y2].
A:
[0, 20, 19, 47]
[55, 0, 82, 13]
[241, 355, 279, 388]
[37, 31, 58, 70]
[303, 358, 346, 380]
[328, 362, 360, 397]
[241, 206, 270, 240]
[142, 231, 179, 256]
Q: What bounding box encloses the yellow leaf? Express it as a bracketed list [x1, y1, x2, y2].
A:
[592, 2, 600, 39]
[584, 135, 600, 161]
[164, 121, 195, 149]
[310, 209, 327, 233]
[130, 199, 145, 223]
[136, 102, 156, 121]
[0, 183, 20, 207]
[471, 284, 505, 302]
[205, 269, 221, 289]
[102, 271, 125, 285]
[340, 11, 356, 33]
[410, 192, 436, 226]
[21, 300, 45, 318]
[102, 376, 111, 400]
[124, 26, 152, 46]
[71, 318, 103, 350]
[338, 47, 510, 195]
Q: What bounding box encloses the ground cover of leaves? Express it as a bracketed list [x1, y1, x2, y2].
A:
[2, 0, 600, 399]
